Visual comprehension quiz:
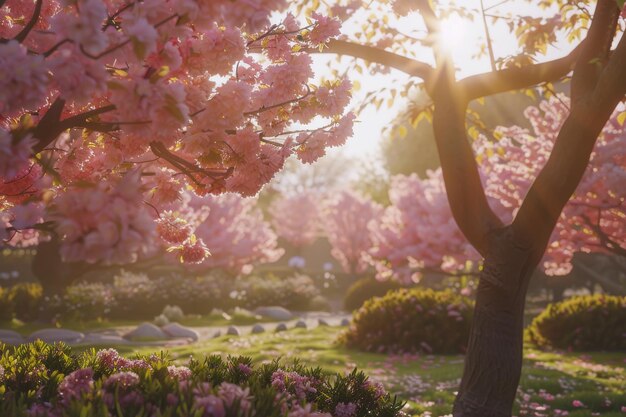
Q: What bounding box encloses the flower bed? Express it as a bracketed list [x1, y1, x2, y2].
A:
[0, 342, 404, 417]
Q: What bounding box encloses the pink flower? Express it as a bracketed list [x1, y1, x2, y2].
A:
[0, 130, 36, 179]
[58, 368, 94, 406]
[167, 365, 192, 380]
[52, 0, 108, 55]
[309, 12, 341, 44]
[217, 382, 252, 413]
[334, 402, 357, 417]
[104, 371, 140, 390]
[194, 394, 225, 417]
[0, 41, 48, 115]
[178, 238, 210, 264]
[124, 17, 158, 59]
[572, 400, 584, 408]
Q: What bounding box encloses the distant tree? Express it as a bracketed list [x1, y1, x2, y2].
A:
[270, 192, 321, 249]
[322, 190, 382, 275]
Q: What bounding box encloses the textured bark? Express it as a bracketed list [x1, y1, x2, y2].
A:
[452, 227, 534, 417]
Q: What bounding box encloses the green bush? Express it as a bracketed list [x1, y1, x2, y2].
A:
[0, 342, 404, 417]
[233, 274, 320, 310]
[0, 283, 43, 321]
[526, 294, 626, 351]
[344, 277, 402, 311]
[340, 288, 473, 354]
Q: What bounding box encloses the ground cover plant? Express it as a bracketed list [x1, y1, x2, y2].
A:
[0, 341, 404, 417]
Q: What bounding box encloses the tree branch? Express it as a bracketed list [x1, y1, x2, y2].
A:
[572, 0, 621, 100]
[512, 0, 624, 258]
[308, 39, 434, 80]
[13, 0, 42, 43]
[458, 44, 582, 101]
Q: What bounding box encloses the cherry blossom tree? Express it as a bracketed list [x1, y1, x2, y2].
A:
[322, 190, 382, 275]
[270, 192, 321, 249]
[371, 97, 625, 283]
[369, 170, 483, 283]
[175, 193, 284, 274]
[0, 0, 353, 268]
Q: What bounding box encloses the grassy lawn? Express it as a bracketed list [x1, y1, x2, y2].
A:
[72, 326, 625, 417]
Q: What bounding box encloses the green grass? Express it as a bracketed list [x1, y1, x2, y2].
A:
[71, 326, 625, 417]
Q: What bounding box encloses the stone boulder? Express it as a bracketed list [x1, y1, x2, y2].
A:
[251, 324, 265, 334]
[123, 323, 168, 341]
[275, 323, 288, 332]
[82, 334, 131, 345]
[0, 329, 25, 345]
[318, 318, 330, 326]
[162, 323, 199, 342]
[295, 320, 307, 329]
[340, 318, 351, 326]
[226, 326, 240, 336]
[254, 306, 293, 321]
[29, 329, 84, 344]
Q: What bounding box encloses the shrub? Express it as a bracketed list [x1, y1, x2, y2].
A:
[340, 288, 473, 354]
[344, 277, 402, 311]
[0, 283, 43, 321]
[234, 274, 320, 310]
[59, 281, 114, 320]
[0, 342, 405, 417]
[526, 294, 626, 351]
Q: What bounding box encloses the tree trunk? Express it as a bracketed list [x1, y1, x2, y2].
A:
[453, 227, 535, 417]
[32, 236, 76, 298]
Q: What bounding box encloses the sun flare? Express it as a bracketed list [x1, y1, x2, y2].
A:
[437, 14, 469, 51]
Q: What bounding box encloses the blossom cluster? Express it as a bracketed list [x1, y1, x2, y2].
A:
[0, 0, 353, 265]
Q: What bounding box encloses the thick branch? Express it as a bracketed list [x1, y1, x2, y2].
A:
[512, 2, 624, 258]
[572, 0, 620, 100]
[458, 45, 581, 101]
[431, 63, 503, 256]
[309, 39, 434, 80]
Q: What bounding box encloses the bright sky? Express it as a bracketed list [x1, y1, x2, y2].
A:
[309, 1, 581, 160]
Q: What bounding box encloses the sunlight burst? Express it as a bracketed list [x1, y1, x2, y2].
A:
[437, 14, 468, 52]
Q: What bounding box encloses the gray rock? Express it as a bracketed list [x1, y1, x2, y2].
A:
[254, 306, 293, 321]
[213, 330, 222, 338]
[226, 326, 240, 336]
[318, 318, 330, 326]
[123, 323, 168, 341]
[251, 324, 265, 334]
[0, 329, 23, 340]
[29, 329, 84, 344]
[162, 323, 199, 341]
[275, 323, 288, 332]
[295, 320, 307, 329]
[0, 330, 25, 345]
[340, 318, 351, 326]
[82, 334, 131, 345]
